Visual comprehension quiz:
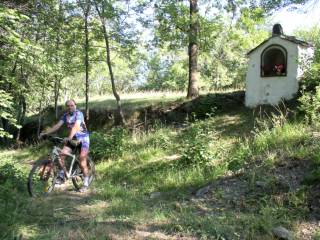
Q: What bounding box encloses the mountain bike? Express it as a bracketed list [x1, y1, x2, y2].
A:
[27, 135, 95, 197]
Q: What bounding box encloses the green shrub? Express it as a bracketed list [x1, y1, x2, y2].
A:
[179, 121, 216, 167]
[298, 47, 320, 123]
[228, 111, 308, 172]
[0, 163, 25, 192]
[299, 84, 320, 125]
[299, 63, 320, 92]
[146, 127, 173, 149]
[90, 127, 128, 161]
[0, 163, 27, 238]
[228, 141, 252, 171]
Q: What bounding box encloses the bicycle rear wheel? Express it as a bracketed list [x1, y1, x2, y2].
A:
[71, 157, 95, 190]
[28, 159, 57, 197]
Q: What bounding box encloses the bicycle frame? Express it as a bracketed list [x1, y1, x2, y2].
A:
[28, 135, 94, 197]
[50, 145, 78, 179]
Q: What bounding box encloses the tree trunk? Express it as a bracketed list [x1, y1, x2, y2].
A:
[54, 75, 60, 119]
[54, 0, 63, 120]
[15, 95, 26, 142]
[78, 0, 91, 122]
[187, 0, 199, 99]
[84, 6, 90, 122]
[101, 23, 125, 125]
[94, 2, 125, 126]
[37, 86, 45, 137]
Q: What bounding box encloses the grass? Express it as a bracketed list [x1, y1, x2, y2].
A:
[2, 93, 320, 239]
[74, 91, 186, 111]
[24, 91, 186, 125]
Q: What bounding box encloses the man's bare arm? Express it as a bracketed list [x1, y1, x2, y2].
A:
[42, 120, 64, 135]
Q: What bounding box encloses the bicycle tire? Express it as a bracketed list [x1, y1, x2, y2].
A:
[28, 159, 57, 197]
[71, 157, 95, 190]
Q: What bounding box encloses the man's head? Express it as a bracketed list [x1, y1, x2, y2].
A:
[65, 99, 77, 113]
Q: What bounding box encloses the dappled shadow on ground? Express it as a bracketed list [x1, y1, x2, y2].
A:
[211, 111, 254, 137]
[26, 184, 99, 219]
[100, 148, 319, 238]
[102, 157, 182, 186]
[307, 184, 320, 218]
[23, 183, 198, 239]
[179, 156, 319, 239]
[204, 157, 313, 209]
[6, 153, 318, 239]
[3, 182, 103, 237]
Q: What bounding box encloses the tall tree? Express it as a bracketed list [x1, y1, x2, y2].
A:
[77, 0, 91, 122]
[53, 0, 64, 120]
[92, 0, 127, 125]
[187, 0, 199, 98]
[153, 0, 200, 98]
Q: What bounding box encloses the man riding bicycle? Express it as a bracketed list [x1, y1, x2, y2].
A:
[40, 99, 90, 192]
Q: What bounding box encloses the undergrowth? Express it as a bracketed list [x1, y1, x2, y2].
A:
[1, 99, 320, 239]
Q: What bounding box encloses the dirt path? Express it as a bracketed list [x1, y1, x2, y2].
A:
[25, 182, 196, 240]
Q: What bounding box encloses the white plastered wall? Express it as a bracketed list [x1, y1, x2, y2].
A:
[297, 45, 314, 78]
[245, 37, 299, 107]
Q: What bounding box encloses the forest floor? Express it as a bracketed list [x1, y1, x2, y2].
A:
[2, 92, 320, 239]
[19, 157, 320, 240]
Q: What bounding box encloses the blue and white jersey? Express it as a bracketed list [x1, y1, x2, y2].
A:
[60, 110, 89, 139]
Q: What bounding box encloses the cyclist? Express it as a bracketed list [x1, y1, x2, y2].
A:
[40, 99, 90, 192]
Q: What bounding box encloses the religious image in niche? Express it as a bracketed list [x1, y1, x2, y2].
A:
[274, 63, 285, 75]
[272, 53, 286, 76]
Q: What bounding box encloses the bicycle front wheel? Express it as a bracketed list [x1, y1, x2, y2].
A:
[28, 159, 57, 197]
[71, 157, 95, 190]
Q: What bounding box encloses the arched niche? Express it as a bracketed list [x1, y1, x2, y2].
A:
[261, 45, 287, 77]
